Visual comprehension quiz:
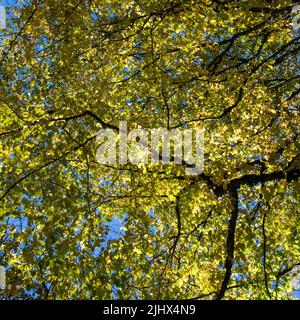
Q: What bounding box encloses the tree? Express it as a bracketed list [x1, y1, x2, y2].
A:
[0, 0, 299, 300]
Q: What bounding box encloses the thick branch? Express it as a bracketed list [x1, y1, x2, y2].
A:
[215, 188, 239, 300]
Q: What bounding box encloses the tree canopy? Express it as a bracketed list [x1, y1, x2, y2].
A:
[0, 0, 299, 299]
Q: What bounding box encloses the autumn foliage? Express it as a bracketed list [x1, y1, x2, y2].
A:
[0, 0, 299, 299]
